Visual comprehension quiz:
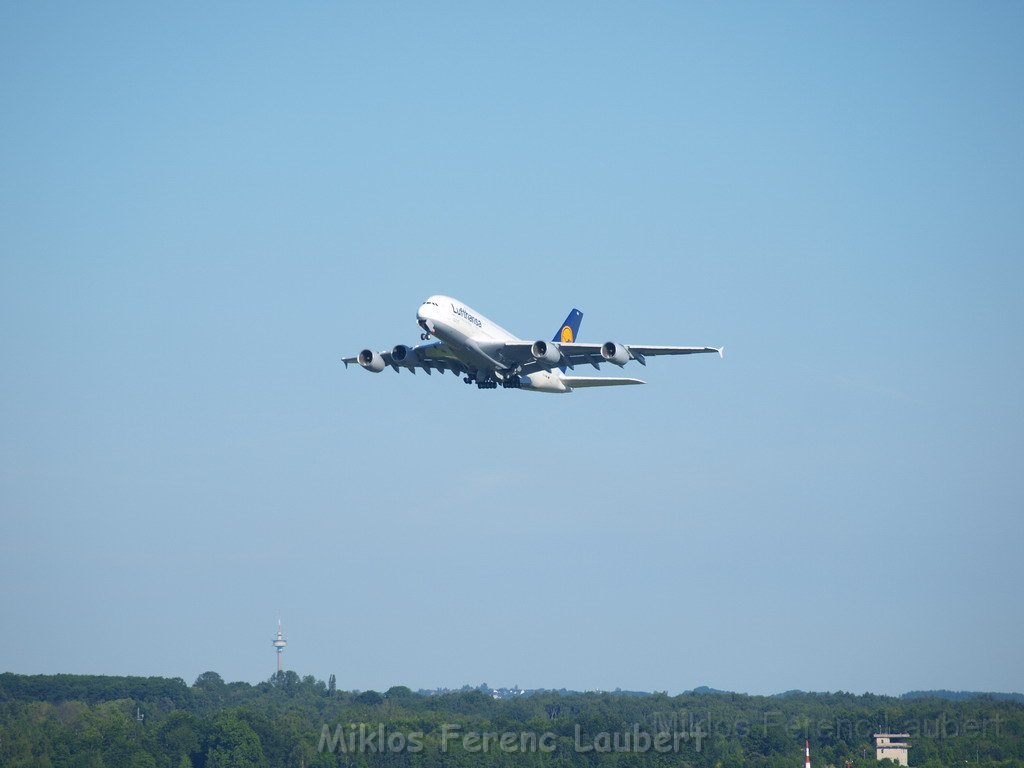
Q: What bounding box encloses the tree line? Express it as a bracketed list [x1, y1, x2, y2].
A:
[1, 671, 1021, 768]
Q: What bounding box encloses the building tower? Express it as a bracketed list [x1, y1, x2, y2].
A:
[805, 739, 811, 768]
[874, 734, 910, 766]
[272, 620, 287, 674]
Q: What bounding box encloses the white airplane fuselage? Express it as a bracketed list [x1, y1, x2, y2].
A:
[416, 295, 569, 392]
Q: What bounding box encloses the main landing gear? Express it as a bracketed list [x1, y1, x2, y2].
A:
[420, 332, 430, 340]
[463, 374, 522, 389]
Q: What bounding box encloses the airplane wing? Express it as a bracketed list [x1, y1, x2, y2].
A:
[619, 345, 724, 359]
[341, 342, 470, 376]
[496, 341, 723, 375]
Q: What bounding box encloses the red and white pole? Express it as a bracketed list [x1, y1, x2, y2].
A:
[805, 740, 811, 768]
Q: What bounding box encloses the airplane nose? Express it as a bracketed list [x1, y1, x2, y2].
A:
[416, 306, 436, 337]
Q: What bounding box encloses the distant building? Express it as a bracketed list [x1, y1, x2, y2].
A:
[874, 733, 910, 766]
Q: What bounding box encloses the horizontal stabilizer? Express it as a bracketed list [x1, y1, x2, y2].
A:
[562, 376, 645, 389]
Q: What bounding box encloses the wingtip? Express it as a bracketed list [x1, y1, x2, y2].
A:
[718, 346, 725, 359]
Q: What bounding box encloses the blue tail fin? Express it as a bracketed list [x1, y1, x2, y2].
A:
[553, 308, 583, 343]
[553, 309, 583, 373]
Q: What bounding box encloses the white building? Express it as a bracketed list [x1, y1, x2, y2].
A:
[874, 733, 910, 766]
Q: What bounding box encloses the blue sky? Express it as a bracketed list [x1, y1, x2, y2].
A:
[2, 3, 1022, 696]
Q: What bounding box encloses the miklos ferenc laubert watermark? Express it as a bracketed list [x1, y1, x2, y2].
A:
[318, 723, 707, 755]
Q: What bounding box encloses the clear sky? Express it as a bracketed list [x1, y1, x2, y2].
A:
[2, 2, 1022, 696]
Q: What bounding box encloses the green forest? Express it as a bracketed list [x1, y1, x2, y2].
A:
[1, 672, 1021, 768]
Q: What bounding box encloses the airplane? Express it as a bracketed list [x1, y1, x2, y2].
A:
[342, 295, 723, 394]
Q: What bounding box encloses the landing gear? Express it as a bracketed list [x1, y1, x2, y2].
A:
[466, 371, 520, 390]
[420, 332, 430, 340]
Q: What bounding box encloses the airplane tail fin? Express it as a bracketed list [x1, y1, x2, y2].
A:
[553, 308, 583, 374]
[552, 308, 583, 343]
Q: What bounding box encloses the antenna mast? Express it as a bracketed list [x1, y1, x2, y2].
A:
[272, 619, 287, 675]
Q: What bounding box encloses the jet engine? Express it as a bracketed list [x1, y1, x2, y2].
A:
[600, 341, 630, 366]
[391, 344, 418, 366]
[357, 349, 386, 372]
[531, 340, 561, 365]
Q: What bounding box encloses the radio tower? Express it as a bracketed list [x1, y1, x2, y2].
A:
[805, 740, 812, 768]
[272, 620, 287, 675]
